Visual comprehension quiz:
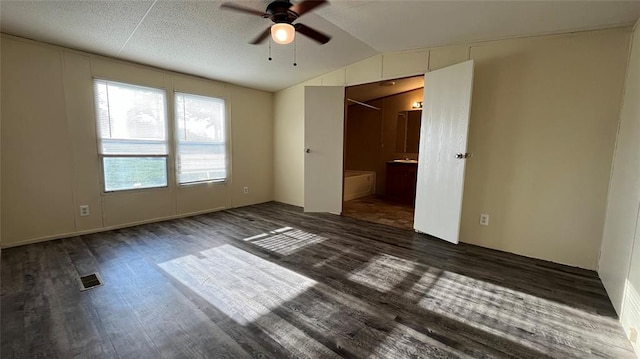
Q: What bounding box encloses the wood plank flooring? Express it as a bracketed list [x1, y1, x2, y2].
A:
[342, 195, 415, 230]
[1, 202, 635, 358]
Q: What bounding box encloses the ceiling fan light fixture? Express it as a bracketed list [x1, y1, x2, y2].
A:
[271, 23, 295, 44]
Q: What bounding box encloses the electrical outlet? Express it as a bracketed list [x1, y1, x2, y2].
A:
[630, 327, 637, 344]
[79, 205, 90, 217]
[243, 186, 249, 195]
[480, 213, 489, 226]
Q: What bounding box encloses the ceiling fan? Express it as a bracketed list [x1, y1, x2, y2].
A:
[220, 0, 331, 45]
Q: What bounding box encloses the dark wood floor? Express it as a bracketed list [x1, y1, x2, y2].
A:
[1, 202, 634, 358]
[343, 195, 415, 230]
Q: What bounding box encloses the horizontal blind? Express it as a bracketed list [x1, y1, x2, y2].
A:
[94, 80, 168, 155]
[175, 92, 227, 183]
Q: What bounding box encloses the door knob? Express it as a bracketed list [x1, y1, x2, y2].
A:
[456, 153, 471, 159]
[305, 148, 311, 153]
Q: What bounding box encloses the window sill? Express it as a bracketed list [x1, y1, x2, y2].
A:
[179, 179, 227, 188]
[101, 185, 170, 196]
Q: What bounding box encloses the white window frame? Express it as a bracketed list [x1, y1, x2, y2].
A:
[93, 79, 170, 193]
[174, 91, 229, 186]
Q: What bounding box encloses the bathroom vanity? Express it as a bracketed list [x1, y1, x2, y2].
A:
[385, 160, 418, 205]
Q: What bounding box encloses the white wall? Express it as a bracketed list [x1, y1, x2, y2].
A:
[599, 19, 640, 355]
[273, 28, 631, 270]
[1, 35, 274, 247]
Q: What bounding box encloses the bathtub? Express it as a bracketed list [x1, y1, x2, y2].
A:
[344, 170, 376, 201]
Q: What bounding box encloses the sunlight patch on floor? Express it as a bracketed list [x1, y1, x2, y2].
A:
[413, 270, 623, 357]
[347, 254, 416, 292]
[243, 227, 327, 255]
[159, 244, 316, 325]
[621, 279, 640, 356]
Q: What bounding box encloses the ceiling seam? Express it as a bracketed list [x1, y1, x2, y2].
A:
[116, 0, 158, 56]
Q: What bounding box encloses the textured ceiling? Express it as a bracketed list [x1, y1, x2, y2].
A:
[319, 1, 640, 53]
[1, 1, 639, 92]
[0, 1, 154, 55]
[0, 0, 377, 92]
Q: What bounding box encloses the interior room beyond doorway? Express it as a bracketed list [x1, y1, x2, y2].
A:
[342, 75, 424, 230]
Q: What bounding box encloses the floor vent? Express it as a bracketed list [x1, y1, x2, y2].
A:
[79, 273, 103, 291]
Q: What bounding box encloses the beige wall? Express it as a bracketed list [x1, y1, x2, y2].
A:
[344, 101, 382, 180]
[273, 28, 631, 269]
[599, 19, 640, 355]
[273, 78, 320, 207]
[0, 37, 2, 249]
[1, 35, 274, 247]
[461, 30, 629, 269]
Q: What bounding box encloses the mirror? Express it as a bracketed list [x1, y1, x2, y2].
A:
[395, 110, 421, 153]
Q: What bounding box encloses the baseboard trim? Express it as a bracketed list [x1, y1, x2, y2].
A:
[1, 206, 229, 249]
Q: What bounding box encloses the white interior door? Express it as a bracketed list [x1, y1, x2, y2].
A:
[414, 60, 474, 244]
[304, 86, 345, 213]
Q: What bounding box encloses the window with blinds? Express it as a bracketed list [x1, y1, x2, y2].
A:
[175, 92, 227, 184]
[94, 80, 168, 192]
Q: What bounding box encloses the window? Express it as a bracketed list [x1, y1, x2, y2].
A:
[175, 92, 227, 184]
[94, 80, 168, 192]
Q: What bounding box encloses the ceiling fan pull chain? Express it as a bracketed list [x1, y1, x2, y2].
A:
[293, 37, 297, 67]
[268, 36, 272, 61]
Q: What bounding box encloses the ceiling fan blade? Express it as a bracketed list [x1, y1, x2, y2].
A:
[250, 27, 271, 45]
[294, 23, 331, 44]
[220, 2, 268, 17]
[290, 0, 328, 17]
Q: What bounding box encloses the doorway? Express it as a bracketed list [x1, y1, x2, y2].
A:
[341, 76, 424, 230]
[305, 60, 474, 243]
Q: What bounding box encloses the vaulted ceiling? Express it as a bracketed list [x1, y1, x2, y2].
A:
[2, 1, 639, 92]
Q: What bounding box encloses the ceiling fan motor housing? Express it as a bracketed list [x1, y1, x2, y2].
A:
[220, 0, 331, 45]
[266, 0, 299, 23]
